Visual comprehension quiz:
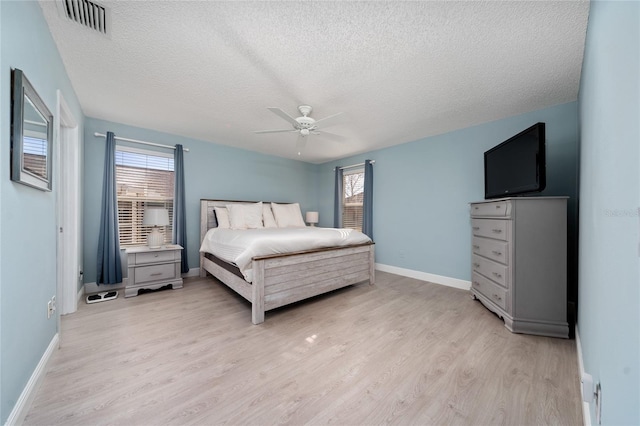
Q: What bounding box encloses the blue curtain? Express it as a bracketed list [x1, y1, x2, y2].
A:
[333, 166, 343, 228]
[96, 131, 122, 284]
[362, 159, 374, 240]
[173, 144, 189, 273]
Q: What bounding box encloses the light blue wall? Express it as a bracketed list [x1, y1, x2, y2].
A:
[83, 118, 317, 284]
[317, 102, 579, 284]
[578, 1, 640, 424]
[0, 1, 83, 422]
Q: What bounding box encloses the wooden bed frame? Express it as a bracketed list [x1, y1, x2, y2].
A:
[199, 199, 375, 324]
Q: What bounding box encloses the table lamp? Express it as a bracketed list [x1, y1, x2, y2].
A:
[143, 207, 170, 248]
[306, 211, 319, 227]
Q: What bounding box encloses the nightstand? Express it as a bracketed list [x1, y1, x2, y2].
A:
[125, 245, 184, 297]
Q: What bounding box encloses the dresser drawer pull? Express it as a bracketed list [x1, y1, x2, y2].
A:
[473, 281, 480, 287]
[492, 229, 503, 234]
[473, 263, 480, 268]
[491, 250, 502, 256]
[492, 272, 502, 278]
[472, 226, 480, 231]
[496, 205, 501, 209]
[150, 272, 163, 277]
[473, 245, 480, 249]
[493, 294, 502, 301]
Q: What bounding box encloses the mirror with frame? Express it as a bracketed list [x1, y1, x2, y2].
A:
[10, 68, 53, 191]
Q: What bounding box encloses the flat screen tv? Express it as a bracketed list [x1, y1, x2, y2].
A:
[484, 122, 546, 199]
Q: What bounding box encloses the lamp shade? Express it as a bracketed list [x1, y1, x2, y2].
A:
[143, 208, 170, 226]
[305, 211, 319, 226]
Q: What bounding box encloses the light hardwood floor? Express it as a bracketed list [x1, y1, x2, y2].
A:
[25, 272, 582, 425]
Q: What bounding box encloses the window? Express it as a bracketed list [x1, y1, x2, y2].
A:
[342, 168, 364, 231]
[115, 147, 174, 246]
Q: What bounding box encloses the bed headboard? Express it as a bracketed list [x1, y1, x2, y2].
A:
[201, 199, 249, 243]
[200, 199, 297, 277]
[200, 199, 297, 244]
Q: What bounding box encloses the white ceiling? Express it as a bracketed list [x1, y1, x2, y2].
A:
[40, 0, 589, 164]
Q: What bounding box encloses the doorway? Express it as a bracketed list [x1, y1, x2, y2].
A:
[56, 90, 81, 319]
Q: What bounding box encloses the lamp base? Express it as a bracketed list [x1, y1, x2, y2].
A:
[147, 227, 164, 248]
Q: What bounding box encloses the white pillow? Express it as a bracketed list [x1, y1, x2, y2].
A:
[226, 203, 264, 230]
[214, 207, 230, 229]
[271, 202, 306, 228]
[226, 204, 247, 230]
[262, 203, 278, 228]
[243, 202, 264, 229]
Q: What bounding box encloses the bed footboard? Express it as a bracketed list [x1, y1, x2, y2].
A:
[253, 244, 374, 322]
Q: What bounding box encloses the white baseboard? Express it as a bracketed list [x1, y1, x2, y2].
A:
[375, 263, 471, 290]
[5, 333, 59, 426]
[183, 267, 200, 278]
[576, 326, 591, 426]
[77, 285, 85, 305]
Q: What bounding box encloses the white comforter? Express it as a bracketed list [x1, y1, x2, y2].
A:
[199, 227, 372, 282]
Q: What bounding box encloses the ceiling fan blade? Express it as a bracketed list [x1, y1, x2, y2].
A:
[316, 130, 347, 142]
[296, 134, 307, 156]
[313, 112, 344, 129]
[253, 129, 298, 134]
[267, 107, 300, 127]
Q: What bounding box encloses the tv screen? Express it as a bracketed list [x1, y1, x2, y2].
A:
[484, 122, 546, 199]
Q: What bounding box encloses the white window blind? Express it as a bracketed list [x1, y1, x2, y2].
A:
[22, 136, 48, 177]
[115, 147, 174, 246]
[342, 168, 364, 231]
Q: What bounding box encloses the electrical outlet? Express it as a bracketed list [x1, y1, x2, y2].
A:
[47, 296, 56, 319]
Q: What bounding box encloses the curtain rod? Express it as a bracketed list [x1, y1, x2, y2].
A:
[94, 132, 190, 152]
[334, 160, 375, 171]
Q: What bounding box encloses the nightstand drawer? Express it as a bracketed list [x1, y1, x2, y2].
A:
[134, 263, 178, 284]
[472, 254, 509, 288]
[471, 219, 509, 241]
[135, 250, 177, 265]
[471, 272, 508, 311]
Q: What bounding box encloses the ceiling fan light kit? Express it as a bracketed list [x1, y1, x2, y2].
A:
[254, 105, 344, 155]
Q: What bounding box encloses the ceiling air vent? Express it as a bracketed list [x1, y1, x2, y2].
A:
[59, 0, 110, 36]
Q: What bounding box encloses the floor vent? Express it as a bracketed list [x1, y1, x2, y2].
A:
[59, 0, 110, 36]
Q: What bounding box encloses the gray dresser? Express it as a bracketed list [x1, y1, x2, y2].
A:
[470, 197, 569, 338]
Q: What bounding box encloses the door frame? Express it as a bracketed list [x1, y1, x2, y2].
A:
[56, 90, 80, 321]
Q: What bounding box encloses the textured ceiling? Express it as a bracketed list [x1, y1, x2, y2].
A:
[40, 1, 589, 164]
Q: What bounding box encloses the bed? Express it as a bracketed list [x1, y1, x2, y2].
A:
[199, 199, 375, 324]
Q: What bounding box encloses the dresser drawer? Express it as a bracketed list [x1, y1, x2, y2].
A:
[472, 237, 508, 265]
[472, 254, 509, 288]
[134, 263, 178, 284]
[134, 250, 177, 265]
[471, 201, 511, 218]
[471, 272, 509, 311]
[471, 218, 509, 241]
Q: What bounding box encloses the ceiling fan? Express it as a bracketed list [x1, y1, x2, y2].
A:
[253, 105, 344, 155]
